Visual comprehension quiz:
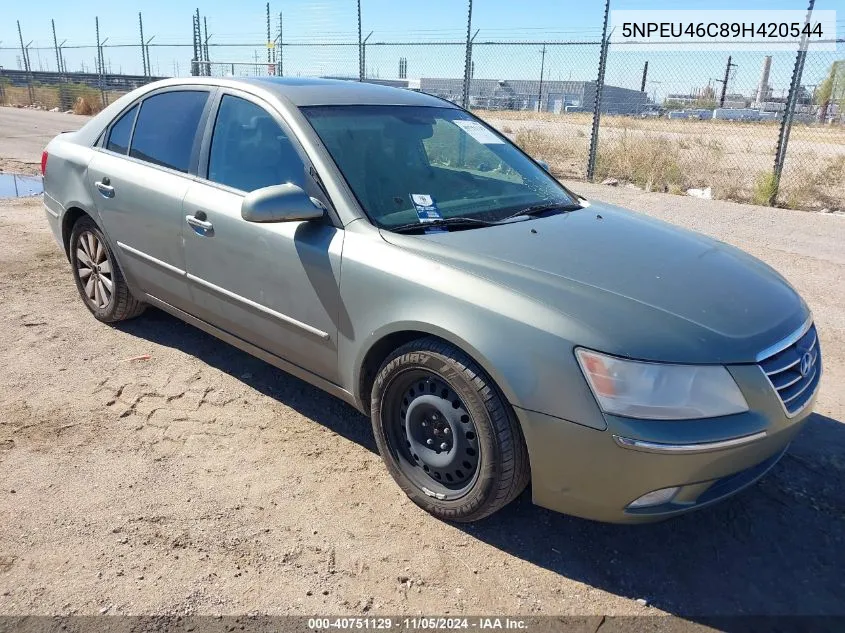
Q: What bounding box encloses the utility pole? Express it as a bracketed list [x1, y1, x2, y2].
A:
[139, 13, 147, 76]
[357, 0, 363, 80]
[51, 20, 61, 74]
[718, 55, 736, 107]
[537, 43, 547, 112]
[640, 60, 648, 93]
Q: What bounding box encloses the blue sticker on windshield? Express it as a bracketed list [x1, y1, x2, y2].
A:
[410, 194, 443, 223]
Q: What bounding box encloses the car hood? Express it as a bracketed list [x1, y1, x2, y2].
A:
[380, 202, 809, 364]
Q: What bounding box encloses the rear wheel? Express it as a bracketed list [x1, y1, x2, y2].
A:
[69, 216, 146, 322]
[371, 337, 530, 522]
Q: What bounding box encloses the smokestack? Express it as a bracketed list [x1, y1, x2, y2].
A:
[756, 56, 772, 105]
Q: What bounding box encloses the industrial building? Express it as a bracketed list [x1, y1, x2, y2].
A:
[415, 78, 648, 114]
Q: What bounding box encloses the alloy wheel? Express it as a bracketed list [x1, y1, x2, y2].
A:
[75, 231, 114, 310]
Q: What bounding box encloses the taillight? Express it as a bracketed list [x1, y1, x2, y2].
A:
[41, 151, 48, 176]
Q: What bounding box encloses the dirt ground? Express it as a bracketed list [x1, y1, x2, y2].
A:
[0, 108, 844, 621]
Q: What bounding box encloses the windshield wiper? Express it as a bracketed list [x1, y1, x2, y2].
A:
[496, 202, 582, 223]
[385, 203, 582, 234]
[386, 217, 500, 234]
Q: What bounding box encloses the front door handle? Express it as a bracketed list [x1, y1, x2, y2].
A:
[186, 214, 214, 232]
[95, 179, 114, 198]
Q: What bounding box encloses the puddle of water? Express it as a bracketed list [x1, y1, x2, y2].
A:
[0, 173, 44, 199]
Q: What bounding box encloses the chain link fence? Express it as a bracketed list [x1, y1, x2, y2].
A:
[1, 30, 843, 210]
[778, 43, 845, 211]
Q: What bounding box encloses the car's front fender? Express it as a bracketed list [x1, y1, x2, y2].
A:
[337, 228, 607, 431]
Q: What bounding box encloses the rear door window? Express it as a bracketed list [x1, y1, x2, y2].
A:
[129, 90, 209, 172]
[207, 94, 306, 192]
[106, 104, 138, 155]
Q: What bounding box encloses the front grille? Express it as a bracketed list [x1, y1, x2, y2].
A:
[759, 323, 821, 416]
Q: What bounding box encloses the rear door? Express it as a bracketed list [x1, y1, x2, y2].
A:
[87, 87, 213, 310]
[181, 91, 344, 383]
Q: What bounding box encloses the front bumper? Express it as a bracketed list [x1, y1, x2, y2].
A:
[515, 362, 818, 523]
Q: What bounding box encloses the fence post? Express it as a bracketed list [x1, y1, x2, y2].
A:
[51, 20, 61, 76]
[139, 13, 147, 76]
[145, 36, 154, 77]
[771, 0, 815, 205]
[95, 17, 106, 108]
[266, 3, 271, 75]
[586, 0, 610, 181]
[277, 11, 285, 77]
[461, 0, 474, 108]
[203, 16, 211, 76]
[17, 21, 34, 105]
[357, 0, 363, 81]
[361, 32, 373, 80]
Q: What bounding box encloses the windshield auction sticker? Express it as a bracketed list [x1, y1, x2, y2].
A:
[410, 194, 443, 222]
[453, 120, 505, 144]
[610, 10, 837, 51]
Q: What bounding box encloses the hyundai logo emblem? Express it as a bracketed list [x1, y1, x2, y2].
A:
[799, 352, 813, 378]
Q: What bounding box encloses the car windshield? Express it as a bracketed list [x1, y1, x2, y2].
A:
[301, 105, 577, 229]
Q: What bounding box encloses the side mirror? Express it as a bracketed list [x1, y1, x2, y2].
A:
[537, 160, 551, 172]
[241, 183, 325, 223]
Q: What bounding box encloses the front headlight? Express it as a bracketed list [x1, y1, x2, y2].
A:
[575, 348, 748, 420]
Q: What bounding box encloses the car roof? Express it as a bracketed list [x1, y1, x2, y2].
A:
[237, 76, 455, 108]
[68, 76, 458, 154]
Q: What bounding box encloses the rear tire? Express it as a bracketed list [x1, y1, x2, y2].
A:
[371, 337, 530, 522]
[69, 215, 146, 322]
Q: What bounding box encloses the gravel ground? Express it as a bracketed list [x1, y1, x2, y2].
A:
[0, 107, 843, 621]
[0, 107, 90, 168]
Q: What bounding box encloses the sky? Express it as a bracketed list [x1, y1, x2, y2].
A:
[1, 0, 842, 101]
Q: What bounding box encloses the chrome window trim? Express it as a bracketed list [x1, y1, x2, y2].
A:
[613, 431, 768, 454]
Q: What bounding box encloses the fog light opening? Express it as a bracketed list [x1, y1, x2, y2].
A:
[628, 486, 680, 509]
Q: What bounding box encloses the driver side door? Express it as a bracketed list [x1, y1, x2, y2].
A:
[181, 91, 344, 384]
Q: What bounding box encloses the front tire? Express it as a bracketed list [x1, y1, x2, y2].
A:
[371, 337, 530, 522]
[69, 216, 146, 322]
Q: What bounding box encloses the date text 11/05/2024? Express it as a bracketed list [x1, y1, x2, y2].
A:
[307, 617, 528, 630]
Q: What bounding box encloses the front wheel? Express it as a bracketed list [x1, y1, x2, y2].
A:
[371, 337, 530, 522]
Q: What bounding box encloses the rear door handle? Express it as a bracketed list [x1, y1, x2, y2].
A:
[186, 214, 214, 232]
[95, 180, 114, 198]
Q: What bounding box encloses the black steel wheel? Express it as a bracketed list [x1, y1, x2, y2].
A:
[371, 337, 530, 522]
[384, 369, 481, 497]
